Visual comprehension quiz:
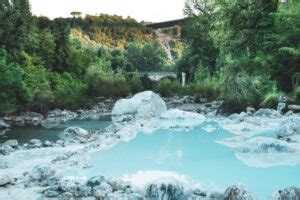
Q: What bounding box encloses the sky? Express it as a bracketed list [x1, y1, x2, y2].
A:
[30, 0, 186, 22]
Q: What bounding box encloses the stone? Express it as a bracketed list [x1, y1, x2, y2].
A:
[86, 176, 105, 188]
[24, 165, 59, 187]
[112, 91, 167, 121]
[0, 145, 14, 155]
[254, 109, 281, 118]
[41, 109, 77, 128]
[56, 140, 65, 146]
[145, 178, 184, 200]
[58, 180, 92, 197]
[0, 175, 12, 186]
[223, 185, 255, 200]
[288, 105, 300, 112]
[0, 120, 10, 129]
[43, 140, 53, 147]
[107, 178, 124, 191]
[93, 182, 113, 198]
[193, 188, 207, 197]
[29, 139, 42, 148]
[61, 126, 95, 143]
[4, 139, 18, 148]
[276, 187, 300, 200]
[276, 118, 300, 141]
[246, 107, 256, 114]
[4, 112, 43, 127]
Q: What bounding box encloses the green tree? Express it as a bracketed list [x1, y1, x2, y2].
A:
[38, 29, 55, 69]
[0, 50, 29, 114]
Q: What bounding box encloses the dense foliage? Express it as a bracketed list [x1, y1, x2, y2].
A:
[0, 0, 169, 114]
[179, 0, 300, 112]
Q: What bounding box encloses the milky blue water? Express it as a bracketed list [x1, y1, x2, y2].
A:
[70, 121, 300, 199]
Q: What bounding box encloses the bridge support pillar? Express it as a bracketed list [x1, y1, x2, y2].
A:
[182, 72, 186, 87]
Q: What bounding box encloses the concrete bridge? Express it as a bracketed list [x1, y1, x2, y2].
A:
[145, 18, 190, 29]
[128, 72, 177, 82]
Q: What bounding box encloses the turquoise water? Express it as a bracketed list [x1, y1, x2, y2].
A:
[70, 122, 300, 199]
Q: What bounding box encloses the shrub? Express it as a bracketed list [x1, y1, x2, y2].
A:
[192, 67, 221, 100]
[84, 60, 130, 97]
[129, 71, 144, 94]
[156, 79, 181, 97]
[219, 60, 261, 113]
[51, 73, 87, 109]
[260, 83, 284, 108]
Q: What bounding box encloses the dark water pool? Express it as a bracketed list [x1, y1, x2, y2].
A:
[0, 116, 112, 144]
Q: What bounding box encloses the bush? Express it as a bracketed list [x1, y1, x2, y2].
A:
[51, 73, 87, 109]
[84, 60, 130, 97]
[192, 67, 221, 100]
[260, 83, 284, 108]
[219, 59, 261, 113]
[156, 79, 181, 97]
[129, 71, 144, 94]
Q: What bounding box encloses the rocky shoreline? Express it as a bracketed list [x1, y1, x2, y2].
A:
[1, 92, 300, 199]
[0, 164, 299, 199]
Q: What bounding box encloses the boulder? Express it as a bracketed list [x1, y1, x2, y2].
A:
[193, 188, 207, 197]
[254, 109, 281, 118]
[223, 185, 255, 200]
[61, 126, 95, 143]
[0, 120, 10, 129]
[4, 139, 18, 148]
[93, 182, 113, 198]
[43, 140, 53, 147]
[112, 91, 167, 121]
[29, 139, 42, 148]
[107, 177, 124, 191]
[24, 165, 60, 187]
[41, 109, 77, 128]
[276, 118, 300, 141]
[276, 187, 300, 200]
[0, 175, 13, 186]
[4, 112, 43, 126]
[288, 105, 300, 112]
[43, 180, 92, 198]
[145, 178, 184, 200]
[0, 145, 14, 155]
[58, 180, 92, 197]
[86, 176, 106, 188]
[246, 107, 256, 114]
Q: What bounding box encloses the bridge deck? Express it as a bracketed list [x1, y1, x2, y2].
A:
[145, 18, 190, 29]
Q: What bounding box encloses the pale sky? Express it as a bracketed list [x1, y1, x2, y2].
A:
[30, 0, 186, 22]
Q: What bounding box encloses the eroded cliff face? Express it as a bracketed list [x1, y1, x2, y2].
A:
[153, 27, 182, 63]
